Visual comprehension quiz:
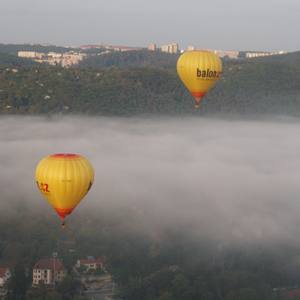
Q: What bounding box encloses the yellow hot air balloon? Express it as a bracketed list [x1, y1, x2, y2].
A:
[35, 153, 94, 226]
[177, 50, 222, 108]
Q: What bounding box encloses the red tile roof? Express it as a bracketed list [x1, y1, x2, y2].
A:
[0, 267, 9, 278]
[288, 289, 300, 298]
[79, 258, 104, 266]
[34, 259, 65, 271]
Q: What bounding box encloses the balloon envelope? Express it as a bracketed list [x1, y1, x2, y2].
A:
[35, 153, 94, 221]
[177, 50, 222, 106]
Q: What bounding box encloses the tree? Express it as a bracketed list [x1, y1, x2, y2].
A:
[57, 275, 82, 300]
[158, 291, 173, 300]
[8, 262, 28, 300]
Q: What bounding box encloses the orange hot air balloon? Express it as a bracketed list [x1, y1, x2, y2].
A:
[177, 50, 222, 108]
[35, 153, 94, 226]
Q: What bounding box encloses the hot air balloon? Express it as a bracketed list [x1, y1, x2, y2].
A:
[177, 50, 222, 108]
[35, 153, 94, 227]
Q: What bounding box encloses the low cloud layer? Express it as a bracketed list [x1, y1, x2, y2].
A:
[1, 116, 300, 244]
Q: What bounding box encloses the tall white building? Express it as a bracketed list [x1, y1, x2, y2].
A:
[148, 43, 157, 51]
[161, 43, 179, 54]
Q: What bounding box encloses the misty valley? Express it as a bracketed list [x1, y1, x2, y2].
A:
[1, 0, 300, 297]
[1, 116, 300, 299]
[1, 41, 300, 300]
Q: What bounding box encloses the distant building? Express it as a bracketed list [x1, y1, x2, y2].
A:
[183, 48, 239, 59]
[148, 43, 157, 51]
[183, 48, 287, 59]
[32, 258, 66, 286]
[186, 45, 195, 51]
[104, 45, 143, 52]
[61, 52, 87, 67]
[79, 44, 104, 49]
[81, 44, 143, 52]
[18, 51, 86, 67]
[48, 52, 63, 59]
[243, 50, 287, 59]
[76, 257, 105, 272]
[161, 43, 179, 54]
[0, 267, 11, 287]
[213, 50, 239, 59]
[18, 51, 45, 59]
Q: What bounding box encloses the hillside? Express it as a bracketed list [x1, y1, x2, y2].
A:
[0, 52, 37, 67]
[0, 50, 300, 115]
[78, 49, 180, 69]
[0, 43, 75, 55]
[253, 51, 300, 67]
[204, 53, 300, 114]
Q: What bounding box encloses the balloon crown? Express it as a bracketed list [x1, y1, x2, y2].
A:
[51, 153, 81, 158]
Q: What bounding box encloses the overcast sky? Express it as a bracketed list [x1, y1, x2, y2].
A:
[0, 0, 300, 51]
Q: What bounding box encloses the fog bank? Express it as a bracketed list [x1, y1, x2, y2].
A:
[1, 116, 300, 244]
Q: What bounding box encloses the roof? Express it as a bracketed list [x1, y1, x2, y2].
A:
[0, 267, 9, 278]
[79, 258, 104, 265]
[34, 259, 65, 271]
[288, 289, 300, 298]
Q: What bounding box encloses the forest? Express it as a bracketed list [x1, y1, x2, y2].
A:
[1, 199, 300, 300]
[1, 47, 300, 299]
[0, 48, 299, 116]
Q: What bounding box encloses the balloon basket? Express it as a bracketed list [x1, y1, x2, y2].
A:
[61, 220, 66, 229]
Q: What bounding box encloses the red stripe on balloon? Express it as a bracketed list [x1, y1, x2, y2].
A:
[191, 91, 206, 104]
[55, 207, 74, 220]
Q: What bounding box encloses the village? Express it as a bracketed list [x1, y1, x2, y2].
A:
[0, 255, 117, 299]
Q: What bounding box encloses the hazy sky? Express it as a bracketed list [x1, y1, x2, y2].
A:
[1, 0, 299, 51]
[2, 116, 300, 244]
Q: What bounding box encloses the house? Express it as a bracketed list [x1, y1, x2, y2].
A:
[32, 258, 66, 286]
[0, 267, 11, 287]
[76, 257, 105, 272]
